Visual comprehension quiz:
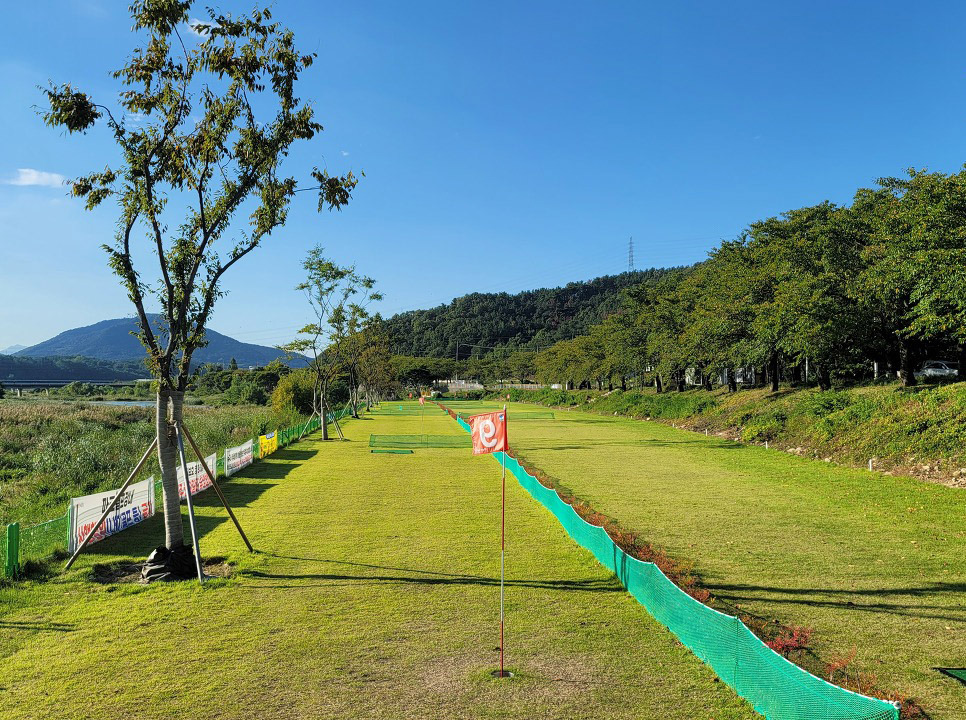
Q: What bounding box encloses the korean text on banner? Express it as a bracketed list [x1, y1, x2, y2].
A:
[177, 453, 217, 499]
[68, 477, 155, 554]
[259, 431, 278, 459]
[468, 410, 507, 455]
[225, 439, 254, 477]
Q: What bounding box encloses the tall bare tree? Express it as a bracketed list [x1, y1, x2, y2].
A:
[42, 1, 357, 571]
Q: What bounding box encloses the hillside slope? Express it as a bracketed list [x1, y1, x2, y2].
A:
[16, 315, 307, 368]
[385, 268, 671, 357]
[0, 355, 148, 382]
[495, 384, 966, 488]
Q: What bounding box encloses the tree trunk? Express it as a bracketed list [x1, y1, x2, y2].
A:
[655, 374, 663, 394]
[351, 371, 360, 418]
[704, 373, 713, 391]
[156, 389, 185, 550]
[727, 369, 737, 393]
[320, 396, 330, 440]
[898, 338, 918, 387]
[770, 353, 780, 392]
[958, 345, 966, 381]
[620, 376, 627, 391]
[816, 364, 832, 391]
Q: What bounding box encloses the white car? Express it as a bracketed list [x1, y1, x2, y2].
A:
[914, 360, 959, 379]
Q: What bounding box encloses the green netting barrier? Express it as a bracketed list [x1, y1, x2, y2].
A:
[447, 413, 897, 720]
[938, 668, 966, 686]
[368, 434, 472, 449]
[1, 407, 349, 577]
[20, 515, 69, 563]
[368, 406, 433, 415]
[0, 529, 8, 577]
[370, 448, 414, 454]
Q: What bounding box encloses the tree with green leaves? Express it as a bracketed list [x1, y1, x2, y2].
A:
[861, 169, 966, 385]
[42, 1, 357, 569]
[283, 246, 378, 439]
[355, 317, 394, 408]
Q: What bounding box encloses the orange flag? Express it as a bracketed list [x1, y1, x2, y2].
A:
[469, 410, 507, 455]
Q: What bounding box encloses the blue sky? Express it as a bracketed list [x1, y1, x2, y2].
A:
[3, 1, 966, 351]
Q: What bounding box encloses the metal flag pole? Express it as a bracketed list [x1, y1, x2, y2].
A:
[500, 403, 507, 677]
[174, 424, 206, 584]
[64, 437, 158, 571]
[180, 423, 253, 553]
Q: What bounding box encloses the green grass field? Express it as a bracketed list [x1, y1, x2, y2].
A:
[455, 400, 965, 718]
[0, 404, 756, 720]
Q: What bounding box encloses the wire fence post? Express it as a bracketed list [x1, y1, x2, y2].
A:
[5, 523, 20, 579]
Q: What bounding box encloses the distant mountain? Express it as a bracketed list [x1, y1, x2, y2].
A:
[15, 316, 307, 368]
[385, 269, 673, 358]
[0, 344, 26, 355]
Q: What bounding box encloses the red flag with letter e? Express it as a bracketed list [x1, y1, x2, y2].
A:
[469, 410, 507, 455]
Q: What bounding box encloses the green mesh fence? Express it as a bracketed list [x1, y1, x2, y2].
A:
[938, 668, 966, 686]
[448, 413, 898, 720]
[3, 408, 340, 577]
[20, 515, 69, 562]
[368, 406, 434, 415]
[368, 434, 472, 449]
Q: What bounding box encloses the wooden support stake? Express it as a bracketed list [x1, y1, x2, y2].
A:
[174, 426, 205, 584]
[180, 423, 253, 553]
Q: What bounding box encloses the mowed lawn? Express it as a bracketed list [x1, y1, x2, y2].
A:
[0, 404, 756, 720]
[459, 401, 966, 719]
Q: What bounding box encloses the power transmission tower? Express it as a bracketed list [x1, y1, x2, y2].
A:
[628, 236, 634, 272]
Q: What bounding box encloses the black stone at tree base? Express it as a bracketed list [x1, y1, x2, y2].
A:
[140, 544, 199, 583]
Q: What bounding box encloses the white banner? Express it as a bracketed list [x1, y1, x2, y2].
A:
[68, 477, 155, 554]
[225, 439, 254, 477]
[177, 453, 217, 499]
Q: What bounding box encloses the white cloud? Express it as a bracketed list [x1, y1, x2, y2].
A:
[340, 150, 350, 157]
[125, 111, 147, 127]
[2, 169, 66, 188]
[186, 18, 209, 37]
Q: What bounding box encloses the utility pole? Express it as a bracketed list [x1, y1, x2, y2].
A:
[628, 236, 634, 272]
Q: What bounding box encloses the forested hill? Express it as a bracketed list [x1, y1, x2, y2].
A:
[385, 269, 671, 357]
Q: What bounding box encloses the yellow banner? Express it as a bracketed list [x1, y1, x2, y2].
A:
[258, 430, 278, 458]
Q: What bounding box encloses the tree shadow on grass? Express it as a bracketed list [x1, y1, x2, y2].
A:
[242, 555, 625, 593]
[707, 581, 966, 624]
[0, 620, 76, 633]
[79, 478, 278, 563]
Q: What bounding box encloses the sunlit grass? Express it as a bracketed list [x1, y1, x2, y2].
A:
[0, 404, 755, 720]
[485, 401, 965, 719]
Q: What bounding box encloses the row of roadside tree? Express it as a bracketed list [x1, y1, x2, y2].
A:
[531, 168, 966, 392]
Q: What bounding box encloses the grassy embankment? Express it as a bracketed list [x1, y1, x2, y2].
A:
[0, 403, 756, 720]
[493, 383, 966, 487]
[443, 397, 965, 719]
[0, 399, 299, 525]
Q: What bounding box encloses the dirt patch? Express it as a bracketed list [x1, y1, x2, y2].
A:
[90, 556, 233, 584]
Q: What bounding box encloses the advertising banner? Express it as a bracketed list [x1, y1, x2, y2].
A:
[68, 477, 155, 554]
[225, 439, 254, 477]
[177, 453, 217, 499]
[259, 431, 278, 459]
